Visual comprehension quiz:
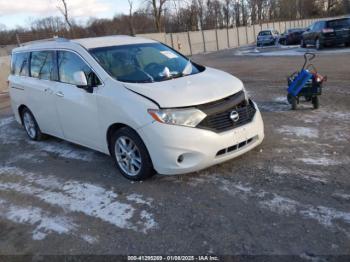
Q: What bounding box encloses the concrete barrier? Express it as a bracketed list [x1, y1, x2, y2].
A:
[0, 56, 10, 93]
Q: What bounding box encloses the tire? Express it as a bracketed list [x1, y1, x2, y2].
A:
[316, 39, 323, 50]
[291, 96, 297, 110]
[312, 96, 319, 109]
[301, 39, 306, 48]
[21, 108, 45, 141]
[111, 127, 155, 181]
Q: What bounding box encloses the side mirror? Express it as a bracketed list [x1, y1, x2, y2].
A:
[73, 71, 88, 86]
[73, 71, 93, 93]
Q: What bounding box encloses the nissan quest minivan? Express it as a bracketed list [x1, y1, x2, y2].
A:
[9, 36, 264, 180]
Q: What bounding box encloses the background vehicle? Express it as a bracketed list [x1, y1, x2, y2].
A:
[257, 29, 279, 47]
[279, 28, 305, 45]
[301, 18, 350, 50]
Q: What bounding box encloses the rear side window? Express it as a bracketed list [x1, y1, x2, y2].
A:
[11, 52, 29, 76]
[58, 51, 100, 86]
[30, 51, 55, 80]
[327, 19, 350, 29]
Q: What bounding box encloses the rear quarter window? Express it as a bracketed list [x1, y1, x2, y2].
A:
[11, 52, 29, 76]
[327, 19, 350, 29]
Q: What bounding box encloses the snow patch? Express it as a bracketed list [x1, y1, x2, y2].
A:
[0, 116, 15, 128]
[0, 166, 157, 233]
[205, 176, 350, 233]
[30, 141, 95, 161]
[333, 193, 350, 201]
[0, 198, 76, 241]
[0, 115, 95, 161]
[272, 166, 290, 175]
[127, 193, 153, 207]
[272, 165, 328, 183]
[81, 234, 98, 244]
[274, 96, 288, 103]
[298, 157, 341, 166]
[277, 125, 319, 138]
[260, 195, 298, 215]
[301, 206, 350, 227]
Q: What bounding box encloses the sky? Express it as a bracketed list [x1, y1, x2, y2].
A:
[0, 0, 141, 29]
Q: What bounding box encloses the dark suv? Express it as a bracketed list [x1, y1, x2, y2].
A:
[301, 18, 350, 49]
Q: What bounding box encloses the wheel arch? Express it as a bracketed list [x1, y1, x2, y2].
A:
[106, 122, 155, 169]
[18, 104, 29, 125]
[106, 123, 149, 156]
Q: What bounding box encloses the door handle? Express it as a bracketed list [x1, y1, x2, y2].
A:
[55, 91, 64, 97]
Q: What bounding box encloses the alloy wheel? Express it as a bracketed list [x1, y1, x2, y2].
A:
[23, 111, 37, 139]
[114, 136, 142, 177]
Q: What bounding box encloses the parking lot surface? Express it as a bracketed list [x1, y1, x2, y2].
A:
[0, 47, 349, 256]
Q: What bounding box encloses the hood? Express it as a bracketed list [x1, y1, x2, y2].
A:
[123, 67, 244, 108]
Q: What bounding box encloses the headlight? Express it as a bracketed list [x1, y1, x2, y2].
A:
[242, 86, 250, 100]
[148, 108, 207, 127]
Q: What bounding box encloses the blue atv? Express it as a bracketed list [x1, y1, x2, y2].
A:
[287, 53, 327, 110]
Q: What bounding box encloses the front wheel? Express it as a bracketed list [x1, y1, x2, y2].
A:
[312, 96, 319, 109]
[111, 127, 155, 181]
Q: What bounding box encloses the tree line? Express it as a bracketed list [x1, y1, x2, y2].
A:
[0, 0, 349, 45]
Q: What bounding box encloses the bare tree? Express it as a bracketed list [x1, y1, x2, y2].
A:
[57, 0, 73, 31]
[197, 0, 205, 29]
[343, 0, 350, 12]
[128, 0, 135, 35]
[223, 0, 232, 28]
[146, 0, 168, 32]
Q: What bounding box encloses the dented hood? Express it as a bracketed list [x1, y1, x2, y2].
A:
[123, 67, 244, 108]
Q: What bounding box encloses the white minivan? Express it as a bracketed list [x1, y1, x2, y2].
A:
[9, 36, 264, 180]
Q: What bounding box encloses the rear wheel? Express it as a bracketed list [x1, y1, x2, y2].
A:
[21, 108, 45, 141]
[312, 96, 319, 109]
[316, 39, 323, 50]
[291, 96, 297, 110]
[111, 127, 155, 181]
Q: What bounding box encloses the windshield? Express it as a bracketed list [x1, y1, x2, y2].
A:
[259, 31, 272, 36]
[89, 43, 203, 83]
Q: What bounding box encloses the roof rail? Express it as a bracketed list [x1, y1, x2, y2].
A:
[20, 37, 70, 46]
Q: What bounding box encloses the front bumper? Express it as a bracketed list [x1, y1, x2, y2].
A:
[257, 39, 275, 45]
[138, 104, 264, 175]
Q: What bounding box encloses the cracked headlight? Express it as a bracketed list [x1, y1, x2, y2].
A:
[148, 108, 207, 127]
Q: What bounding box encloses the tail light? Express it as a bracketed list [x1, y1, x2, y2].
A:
[313, 73, 327, 83]
[322, 28, 334, 34]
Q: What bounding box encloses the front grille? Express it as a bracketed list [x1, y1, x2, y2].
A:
[216, 136, 257, 157]
[198, 99, 257, 133]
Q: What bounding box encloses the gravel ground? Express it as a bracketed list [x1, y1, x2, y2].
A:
[0, 46, 349, 257]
